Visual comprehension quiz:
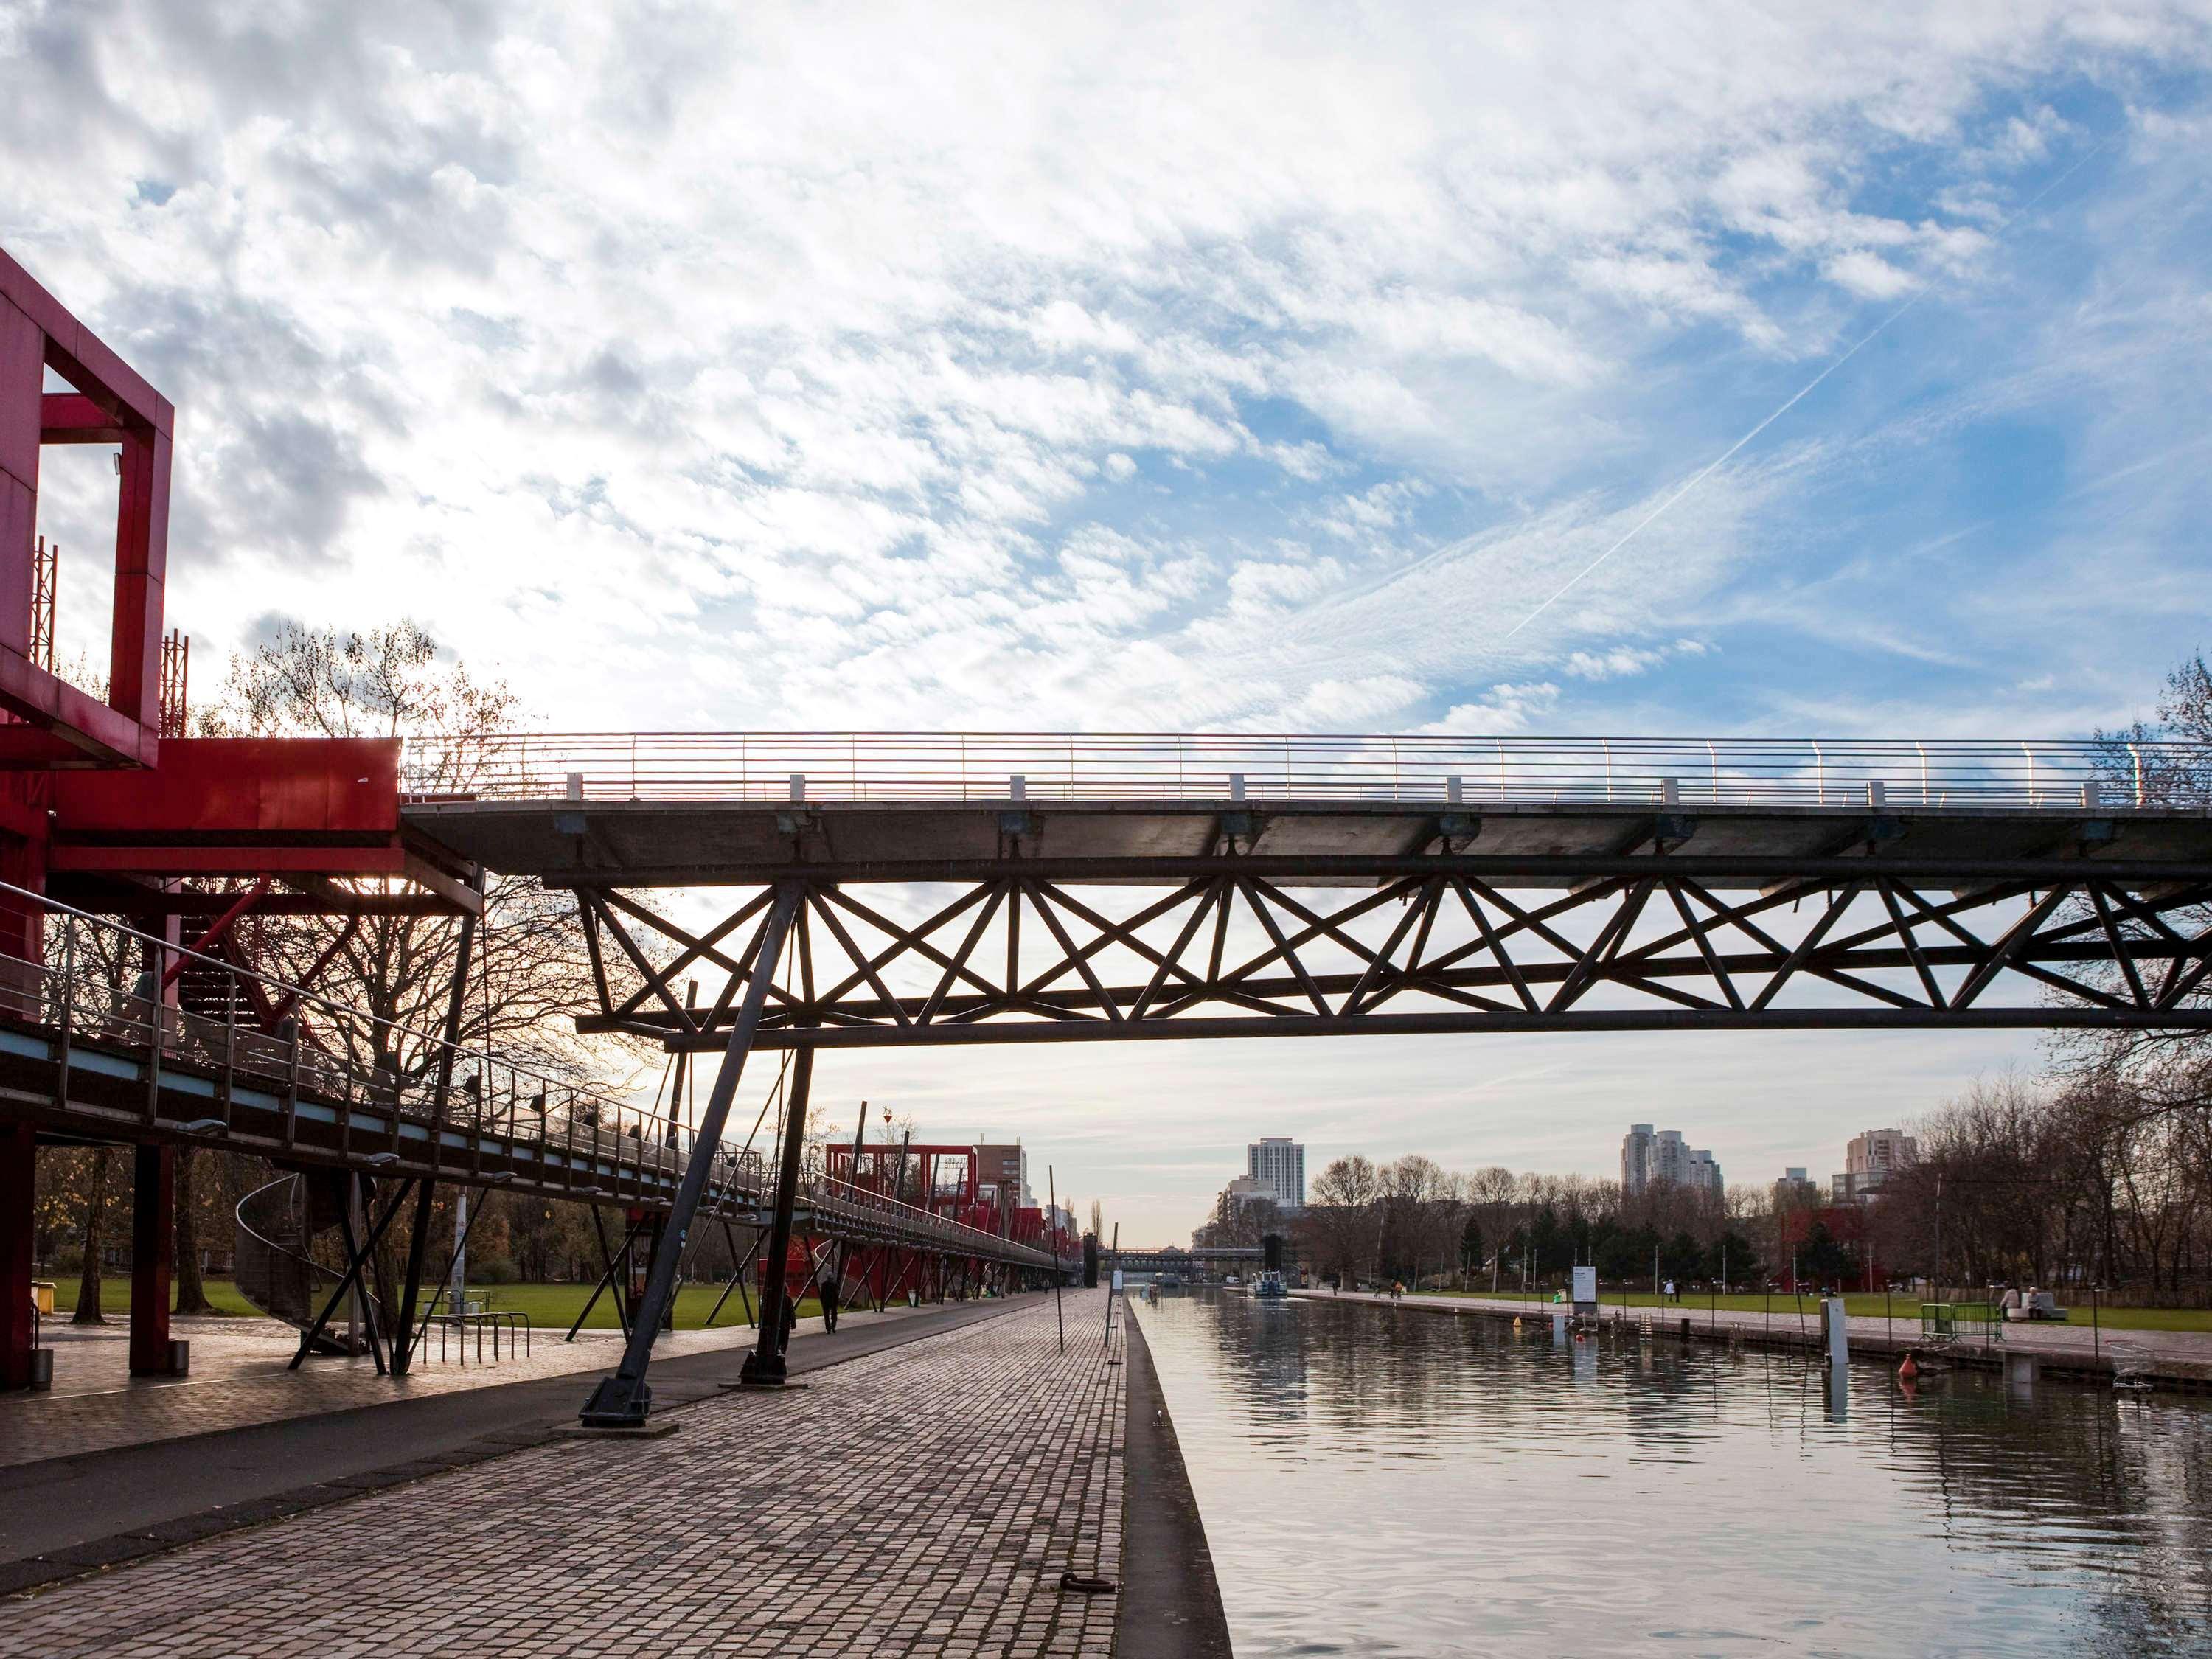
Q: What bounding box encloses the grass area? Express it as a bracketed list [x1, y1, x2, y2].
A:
[1408, 1287, 2212, 1334]
[46, 1276, 262, 1320]
[482, 1281, 828, 1333]
[40, 1275, 835, 1332]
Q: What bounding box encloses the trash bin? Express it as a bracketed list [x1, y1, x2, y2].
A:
[29, 1279, 53, 1316]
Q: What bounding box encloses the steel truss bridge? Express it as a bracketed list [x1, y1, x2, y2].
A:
[390, 728, 2212, 1422]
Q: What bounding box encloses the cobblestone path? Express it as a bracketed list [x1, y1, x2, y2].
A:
[9, 1292, 1125, 1658]
[1, 1314, 775, 1469]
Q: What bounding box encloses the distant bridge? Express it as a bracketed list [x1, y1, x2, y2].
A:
[1105, 1246, 1263, 1273]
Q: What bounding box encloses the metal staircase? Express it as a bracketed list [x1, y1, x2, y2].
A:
[234, 1172, 373, 1355]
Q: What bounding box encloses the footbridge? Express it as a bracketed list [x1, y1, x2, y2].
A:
[388, 728, 2212, 1423]
[1107, 1245, 1262, 1274]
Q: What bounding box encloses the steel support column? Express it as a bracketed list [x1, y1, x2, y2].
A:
[393, 871, 479, 1376]
[128, 1141, 176, 1375]
[740, 1044, 814, 1386]
[580, 882, 799, 1426]
[0, 1122, 33, 1389]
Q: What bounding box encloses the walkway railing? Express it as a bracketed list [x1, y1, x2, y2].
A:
[401, 732, 2212, 810]
[0, 883, 1058, 1268]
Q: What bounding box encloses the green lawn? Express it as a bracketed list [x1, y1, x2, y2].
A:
[482, 1281, 830, 1332]
[46, 1276, 262, 1320]
[41, 1276, 842, 1332]
[1408, 1287, 2212, 1334]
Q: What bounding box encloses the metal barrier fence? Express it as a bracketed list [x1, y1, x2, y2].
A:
[0, 883, 1060, 1269]
[400, 731, 2211, 810]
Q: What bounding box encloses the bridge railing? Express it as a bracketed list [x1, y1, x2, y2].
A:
[0, 883, 1070, 1263]
[401, 732, 2212, 811]
[0, 881, 726, 1196]
[813, 1175, 1060, 1267]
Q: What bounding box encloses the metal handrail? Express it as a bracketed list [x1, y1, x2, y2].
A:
[0, 884, 1061, 1270]
[0, 880, 726, 1183]
[812, 1174, 1062, 1267]
[400, 731, 2212, 810]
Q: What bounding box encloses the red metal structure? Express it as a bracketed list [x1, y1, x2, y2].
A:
[810, 1142, 1079, 1311]
[0, 249, 468, 1391]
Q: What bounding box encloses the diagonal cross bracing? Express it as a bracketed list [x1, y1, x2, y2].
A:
[564, 866, 2212, 1049]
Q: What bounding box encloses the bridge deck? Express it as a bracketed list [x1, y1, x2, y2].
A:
[400, 730, 2212, 886]
[406, 798, 2212, 889]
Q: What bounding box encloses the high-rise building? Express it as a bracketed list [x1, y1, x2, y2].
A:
[1830, 1129, 1919, 1203]
[1685, 1149, 1723, 1196]
[1247, 1138, 1306, 1211]
[1622, 1124, 1721, 1197]
[1621, 1124, 1655, 1193]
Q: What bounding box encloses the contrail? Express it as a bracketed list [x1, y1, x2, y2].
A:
[1500, 131, 2119, 643]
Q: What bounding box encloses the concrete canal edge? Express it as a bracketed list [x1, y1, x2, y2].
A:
[1297, 1290, 2212, 1395]
[1117, 1310, 1234, 1659]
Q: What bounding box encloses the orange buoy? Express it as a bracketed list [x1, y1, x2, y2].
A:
[1898, 1350, 1920, 1381]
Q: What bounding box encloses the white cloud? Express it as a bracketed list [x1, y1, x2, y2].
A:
[1422, 681, 1562, 734]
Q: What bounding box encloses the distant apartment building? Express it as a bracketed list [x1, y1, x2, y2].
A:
[1685, 1149, 1723, 1196]
[1773, 1166, 1820, 1209]
[1622, 1124, 1721, 1197]
[1621, 1124, 1655, 1193]
[975, 1143, 1029, 1208]
[1830, 1127, 1919, 1203]
[1248, 1137, 1307, 1211]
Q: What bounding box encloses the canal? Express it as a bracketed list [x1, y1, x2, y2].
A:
[1133, 1290, 2212, 1656]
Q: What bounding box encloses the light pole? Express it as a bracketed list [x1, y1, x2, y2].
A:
[1933, 1174, 1943, 1308]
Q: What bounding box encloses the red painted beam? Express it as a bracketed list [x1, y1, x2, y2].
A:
[49, 844, 412, 876]
[0, 656, 157, 766]
[54, 737, 401, 835]
[38, 391, 127, 445]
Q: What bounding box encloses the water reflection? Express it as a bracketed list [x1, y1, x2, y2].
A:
[1135, 1291, 2212, 1657]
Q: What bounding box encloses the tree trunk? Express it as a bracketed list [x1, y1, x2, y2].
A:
[173, 1146, 212, 1315]
[73, 1146, 112, 1324]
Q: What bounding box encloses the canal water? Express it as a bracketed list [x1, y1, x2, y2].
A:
[1133, 1291, 2212, 1657]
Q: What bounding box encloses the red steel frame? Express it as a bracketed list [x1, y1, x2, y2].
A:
[0, 247, 464, 1391]
[0, 248, 169, 768]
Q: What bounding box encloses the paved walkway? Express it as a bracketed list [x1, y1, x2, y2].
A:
[2, 1307, 880, 1469]
[9, 1292, 1125, 1658]
[1309, 1290, 2212, 1376]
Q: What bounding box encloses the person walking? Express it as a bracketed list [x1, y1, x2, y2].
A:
[817, 1251, 841, 1333]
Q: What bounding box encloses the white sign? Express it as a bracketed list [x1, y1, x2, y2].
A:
[1571, 1265, 1597, 1304]
[1111, 1269, 1124, 1291]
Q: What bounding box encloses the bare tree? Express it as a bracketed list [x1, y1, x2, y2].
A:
[1298, 1155, 1383, 1283]
[201, 621, 619, 1082]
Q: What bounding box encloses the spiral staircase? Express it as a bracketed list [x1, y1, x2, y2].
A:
[234, 1172, 377, 1356]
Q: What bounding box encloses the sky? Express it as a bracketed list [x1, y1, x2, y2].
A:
[6, 2, 2212, 1242]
